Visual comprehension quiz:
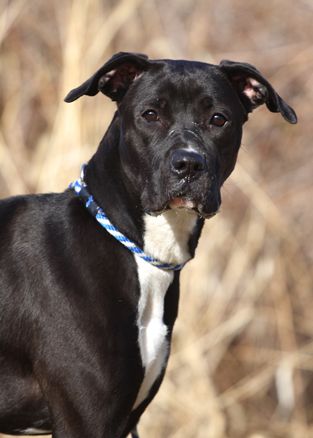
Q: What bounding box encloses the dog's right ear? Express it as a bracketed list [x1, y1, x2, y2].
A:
[64, 52, 150, 103]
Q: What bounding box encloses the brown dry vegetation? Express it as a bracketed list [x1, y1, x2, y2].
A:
[0, 0, 313, 437]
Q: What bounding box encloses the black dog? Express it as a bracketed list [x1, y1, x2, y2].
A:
[0, 52, 297, 438]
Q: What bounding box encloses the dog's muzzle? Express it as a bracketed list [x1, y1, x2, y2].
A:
[166, 148, 220, 218]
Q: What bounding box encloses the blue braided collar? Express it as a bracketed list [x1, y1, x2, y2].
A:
[69, 167, 187, 271]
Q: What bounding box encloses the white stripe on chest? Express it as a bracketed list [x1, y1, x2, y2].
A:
[15, 428, 51, 435]
[133, 209, 197, 409]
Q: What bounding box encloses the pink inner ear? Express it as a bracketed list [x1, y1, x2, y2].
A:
[230, 74, 268, 109]
[102, 64, 143, 93]
[243, 77, 264, 100]
[98, 70, 116, 89]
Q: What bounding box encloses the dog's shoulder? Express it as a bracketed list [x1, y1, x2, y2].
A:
[0, 191, 70, 225]
[0, 191, 79, 253]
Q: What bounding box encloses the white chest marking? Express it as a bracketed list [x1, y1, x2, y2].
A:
[16, 428, 51, 435]
[133, 257, 173, 409]
[133, 209, 197, 409]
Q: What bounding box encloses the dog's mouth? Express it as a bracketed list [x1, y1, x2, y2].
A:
[147, 195, 220, 219]
[169, 197, 196, 210]
[143, 173, 221, 219]
[169, 196, 220, 218]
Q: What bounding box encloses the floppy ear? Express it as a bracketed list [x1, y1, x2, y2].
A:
[64, 52, 150, 103]
[219, 60, 297, 124]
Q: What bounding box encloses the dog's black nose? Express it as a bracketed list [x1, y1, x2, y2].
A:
[171, 149, 206, 178]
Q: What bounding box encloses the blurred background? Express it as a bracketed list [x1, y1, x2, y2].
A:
[0, 0, 312, 437]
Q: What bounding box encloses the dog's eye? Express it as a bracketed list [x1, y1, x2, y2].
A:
[210, 113, 228, 127]
[142, 110, 159, 122]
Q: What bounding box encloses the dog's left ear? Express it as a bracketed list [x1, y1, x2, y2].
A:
[64, 52, 150, 103]
[219, 60, 297, 124]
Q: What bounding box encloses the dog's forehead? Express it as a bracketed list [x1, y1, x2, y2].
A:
[135, 60, 235, 103]
[154, 58, 218, 74]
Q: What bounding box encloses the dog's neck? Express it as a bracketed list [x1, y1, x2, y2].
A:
[85, 118, 203, 266]
[142, 210, 199, 266]
[85, 117, 144, 238]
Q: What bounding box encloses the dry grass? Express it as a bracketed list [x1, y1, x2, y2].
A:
[1, 0, 313, 437]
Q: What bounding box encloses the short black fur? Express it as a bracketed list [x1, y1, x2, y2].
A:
[0, 52, 297, 438]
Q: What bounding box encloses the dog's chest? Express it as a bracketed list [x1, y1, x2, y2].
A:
[133, 258, 173, 409]
[133, 210, 197, 409]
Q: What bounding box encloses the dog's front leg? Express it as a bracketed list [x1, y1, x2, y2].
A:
[34, 341, 143, 438]
[39, 377, 140, 438]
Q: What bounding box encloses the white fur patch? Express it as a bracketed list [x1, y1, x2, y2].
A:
[133, 209, 197, 409]
[143, 209, 198, 266]
[133, 257, 173, 409]
[16, 428, 51, 435]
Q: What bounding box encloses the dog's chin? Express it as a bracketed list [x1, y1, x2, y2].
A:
[147, 197, 220, 219]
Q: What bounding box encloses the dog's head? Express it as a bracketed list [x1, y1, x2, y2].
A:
[65, 52, 297, 219]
